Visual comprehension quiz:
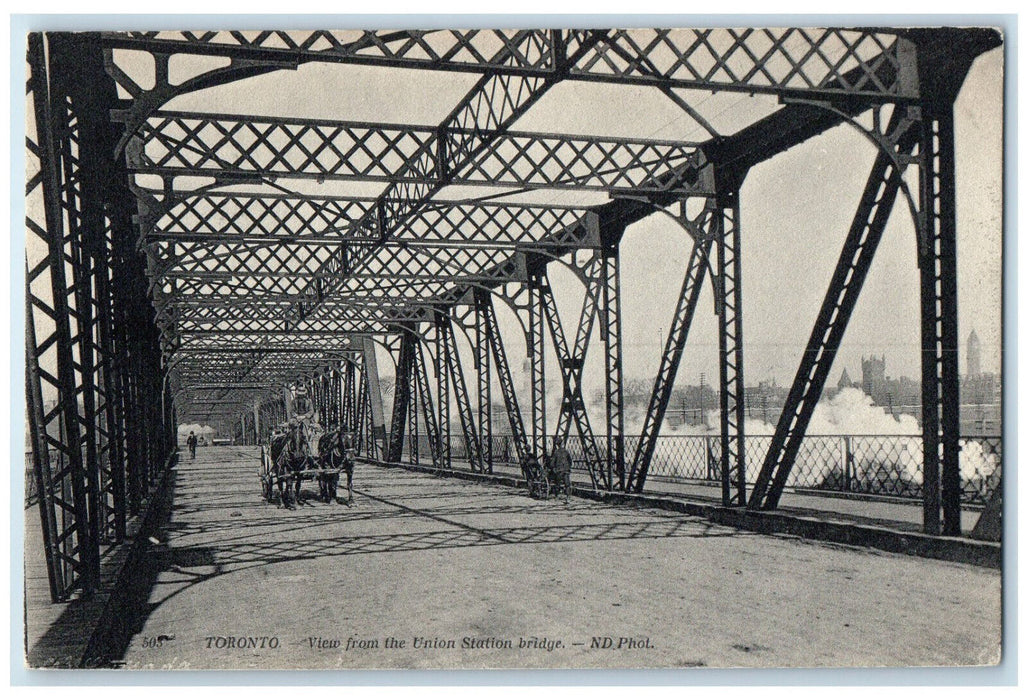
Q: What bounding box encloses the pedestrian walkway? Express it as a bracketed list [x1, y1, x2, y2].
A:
[470, 461, 985, 534]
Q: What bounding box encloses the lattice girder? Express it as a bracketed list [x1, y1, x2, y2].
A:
[146, 193, 596, 249]
[128, 111, 709, 196]
[102, 29, 915, 100]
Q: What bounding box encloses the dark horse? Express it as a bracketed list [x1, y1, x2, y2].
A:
[317, 427, 355, 504]
[267, 422, 313, 507]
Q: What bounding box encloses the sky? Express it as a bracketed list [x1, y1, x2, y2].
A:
[133, 32, 1004, 407]
[611, 45, 1003, 388]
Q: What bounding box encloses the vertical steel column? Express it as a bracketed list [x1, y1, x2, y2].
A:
[528, 264, 547, 458]
[324, 371, 333, 423]
[322, 371, 332, 425]
[337, 365, 346, 428]
[317, 375, 327, 421]
[413, 340, 443, 471]
[345, 360, 357, 429]
[361, 336, 387, 457]
[476, 298, 493, 473]
[309, 377, 320, 420]
[600, 225, 626, 489]
[25, 288, 64, 603]
[909, 30, 999, 534]
[435, 324, 451, 469]
[388, 331, 416, 463]
[356, 371, 370, 457]
[54, 33, 128, 549]
[437, 311, 483, 471]
[407, 362, 420, 463]
[341, 364, 352, 429]
[919, 103, 962, 536]
[25, 33, 99, 598]
[716, 195, 747, 506]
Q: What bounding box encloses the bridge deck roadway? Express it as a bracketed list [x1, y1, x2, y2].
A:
[31, 446, 1000, 669]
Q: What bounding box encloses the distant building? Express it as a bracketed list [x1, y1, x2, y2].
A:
[962, 372, 1000, 406]
[837, 368, 854, 390]
[967, 329, 982, 378]
[861, 355, 886, 398]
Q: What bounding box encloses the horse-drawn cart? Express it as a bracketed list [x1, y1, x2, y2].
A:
[260, 452, 345, 506]
[260, 421, 355, 507]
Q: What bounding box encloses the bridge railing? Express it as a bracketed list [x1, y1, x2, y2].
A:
[396, 433, 1001, 506]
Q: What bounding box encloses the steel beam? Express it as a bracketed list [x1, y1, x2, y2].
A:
[599, 226, 626, 489]
[919, 101, 962, 536]
[475, 298, 493, 473]
[748, 111, 919, 511]
[716, 192, 747, 506]
[476, 288, 529, 462]
[435, 325, 451, 469]
[437, 311, 484, 471]
[413, 340, 444, 471]
[144, 194, 591, 248]
[553, 258, 601, 444]
[627, 205, 714, 492]
[102, 29, 917, 100]
[129, 110, 705, 195]
[527, 266, 547, 457]
[360, 336, 387, 457]
[387, 331, 415, 463]
[25, 34, 100, 599]
[538, 269, 604, 488]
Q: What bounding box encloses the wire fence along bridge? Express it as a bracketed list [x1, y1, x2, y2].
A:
[372, 432, 1003, 505]
[25, 432, 1002, 510]
[25, 28, 1003, 604]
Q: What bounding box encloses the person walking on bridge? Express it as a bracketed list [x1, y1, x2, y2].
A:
[186, 431, 198, 460]
[549, 439, 573, 505]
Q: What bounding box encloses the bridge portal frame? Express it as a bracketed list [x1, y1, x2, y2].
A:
[24, 28, 1001, 603]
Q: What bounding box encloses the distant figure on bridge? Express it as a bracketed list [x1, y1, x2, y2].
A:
[548, 440, 573, 504]
[521, 452, 546, 499]
[186, 431, 198, 460]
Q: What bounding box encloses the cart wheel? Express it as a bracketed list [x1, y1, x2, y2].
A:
[530, 475, 548, 499]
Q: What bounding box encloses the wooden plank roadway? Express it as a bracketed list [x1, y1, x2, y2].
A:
[25, 446, 1001, 670]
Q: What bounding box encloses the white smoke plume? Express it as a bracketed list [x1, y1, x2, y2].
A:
[582, 385, 999, 495]
[806, 388, 920, 435]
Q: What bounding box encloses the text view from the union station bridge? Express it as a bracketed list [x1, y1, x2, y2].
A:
[23, 27, 1003, 671]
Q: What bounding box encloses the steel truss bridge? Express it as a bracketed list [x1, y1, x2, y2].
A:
[25, 27, 1001, 602]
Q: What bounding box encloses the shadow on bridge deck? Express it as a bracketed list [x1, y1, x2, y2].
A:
[25, 446, 1000, 670]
